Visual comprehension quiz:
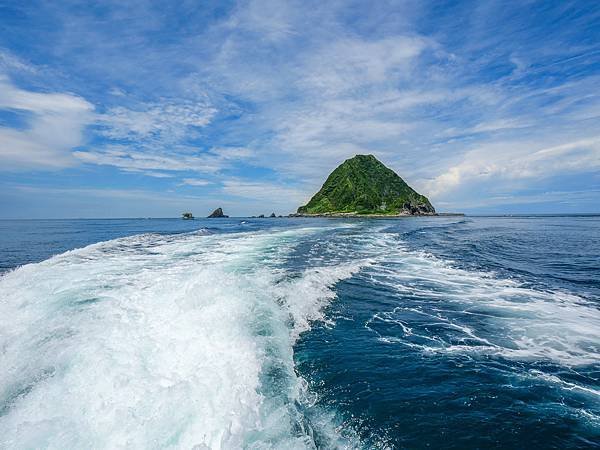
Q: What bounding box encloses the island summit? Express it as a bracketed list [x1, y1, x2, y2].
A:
[296, 154, 435, 217]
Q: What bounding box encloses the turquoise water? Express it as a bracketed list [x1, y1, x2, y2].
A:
[0, 216, 598, 448]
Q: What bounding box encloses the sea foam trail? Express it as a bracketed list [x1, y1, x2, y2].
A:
[0, 227, 365, 449]
[364, 233, 600, 368]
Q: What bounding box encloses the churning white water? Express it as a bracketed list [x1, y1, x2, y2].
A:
[0, 227, 366, 449]
[364, 233, 600, 368]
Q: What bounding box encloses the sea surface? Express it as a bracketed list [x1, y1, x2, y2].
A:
[0, 216, 598, 449]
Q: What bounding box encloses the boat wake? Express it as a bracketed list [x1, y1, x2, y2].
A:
[364, 233, 600, 368]
[0, 227, 365, 449]
[1, 223, 598, 448]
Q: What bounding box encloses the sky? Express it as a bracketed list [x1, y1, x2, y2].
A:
[0, 0, 599, 218]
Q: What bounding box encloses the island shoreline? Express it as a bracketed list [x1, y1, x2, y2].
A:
[288, 212, 464, 218]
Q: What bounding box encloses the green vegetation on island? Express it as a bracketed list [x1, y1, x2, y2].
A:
[297, 154, 435, 216]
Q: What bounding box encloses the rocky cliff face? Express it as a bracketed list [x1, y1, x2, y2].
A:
[297, 154, 435, 216]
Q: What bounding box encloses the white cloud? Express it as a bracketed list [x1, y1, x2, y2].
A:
[70, 97, 228, 176]
[118, 168, 174, 178]
[181, 178, 212, 186]
[108, 87, 127, 97]
[74, 145, 254, 174]
[97, 100, 216, 142]
[211, 147, 255, 160]
[0, 77, 90, 112]
[467, 118, 533, 134]
[0, 76, 94, 170]
[426, 137, 600, 198]
[224, 0, 298, 42]
[0, 49, 36, 73]
[299, 36, 429, 95]
[138, 171, 174, 178]
[74, 147, 221, 172]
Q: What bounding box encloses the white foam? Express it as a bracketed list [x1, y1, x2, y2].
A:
[527, 370, 600, 398]
[364, 233, 600, 367]
[0, 227, 364, 449]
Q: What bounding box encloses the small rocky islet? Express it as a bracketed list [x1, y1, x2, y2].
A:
[207, 207, 228, 218]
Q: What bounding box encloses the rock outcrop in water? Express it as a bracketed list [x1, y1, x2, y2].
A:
[297, 154, 435, 216]
[207, 207, 228, 218]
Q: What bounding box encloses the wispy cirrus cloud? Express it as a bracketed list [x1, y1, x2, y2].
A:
[74, 145, 255, 175]
[298, 36, 430, 96]
[74, 147, 219, 173]
[96, 100, 216, 142]
[180, 178, 212, 186]
[0, 75, 94, 170]
[0, 49, 37, 74]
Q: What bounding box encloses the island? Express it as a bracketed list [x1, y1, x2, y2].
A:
[207, 207, 229, 218]
[182, 212, 194, 220]
[296, 154, 435, 216]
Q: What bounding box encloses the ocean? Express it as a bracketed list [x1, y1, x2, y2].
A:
[0, 216, 598, 449]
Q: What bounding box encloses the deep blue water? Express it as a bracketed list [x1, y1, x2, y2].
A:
[0, 216, 598, 449]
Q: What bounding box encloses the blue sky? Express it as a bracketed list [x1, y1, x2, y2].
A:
[0, 0, 599, 218]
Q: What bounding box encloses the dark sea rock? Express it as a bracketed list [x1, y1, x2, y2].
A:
[207, 207, 229, 218]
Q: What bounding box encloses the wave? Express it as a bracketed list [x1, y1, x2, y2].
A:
[364, 233, 600, 368]
[0, 226, 366, 449]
